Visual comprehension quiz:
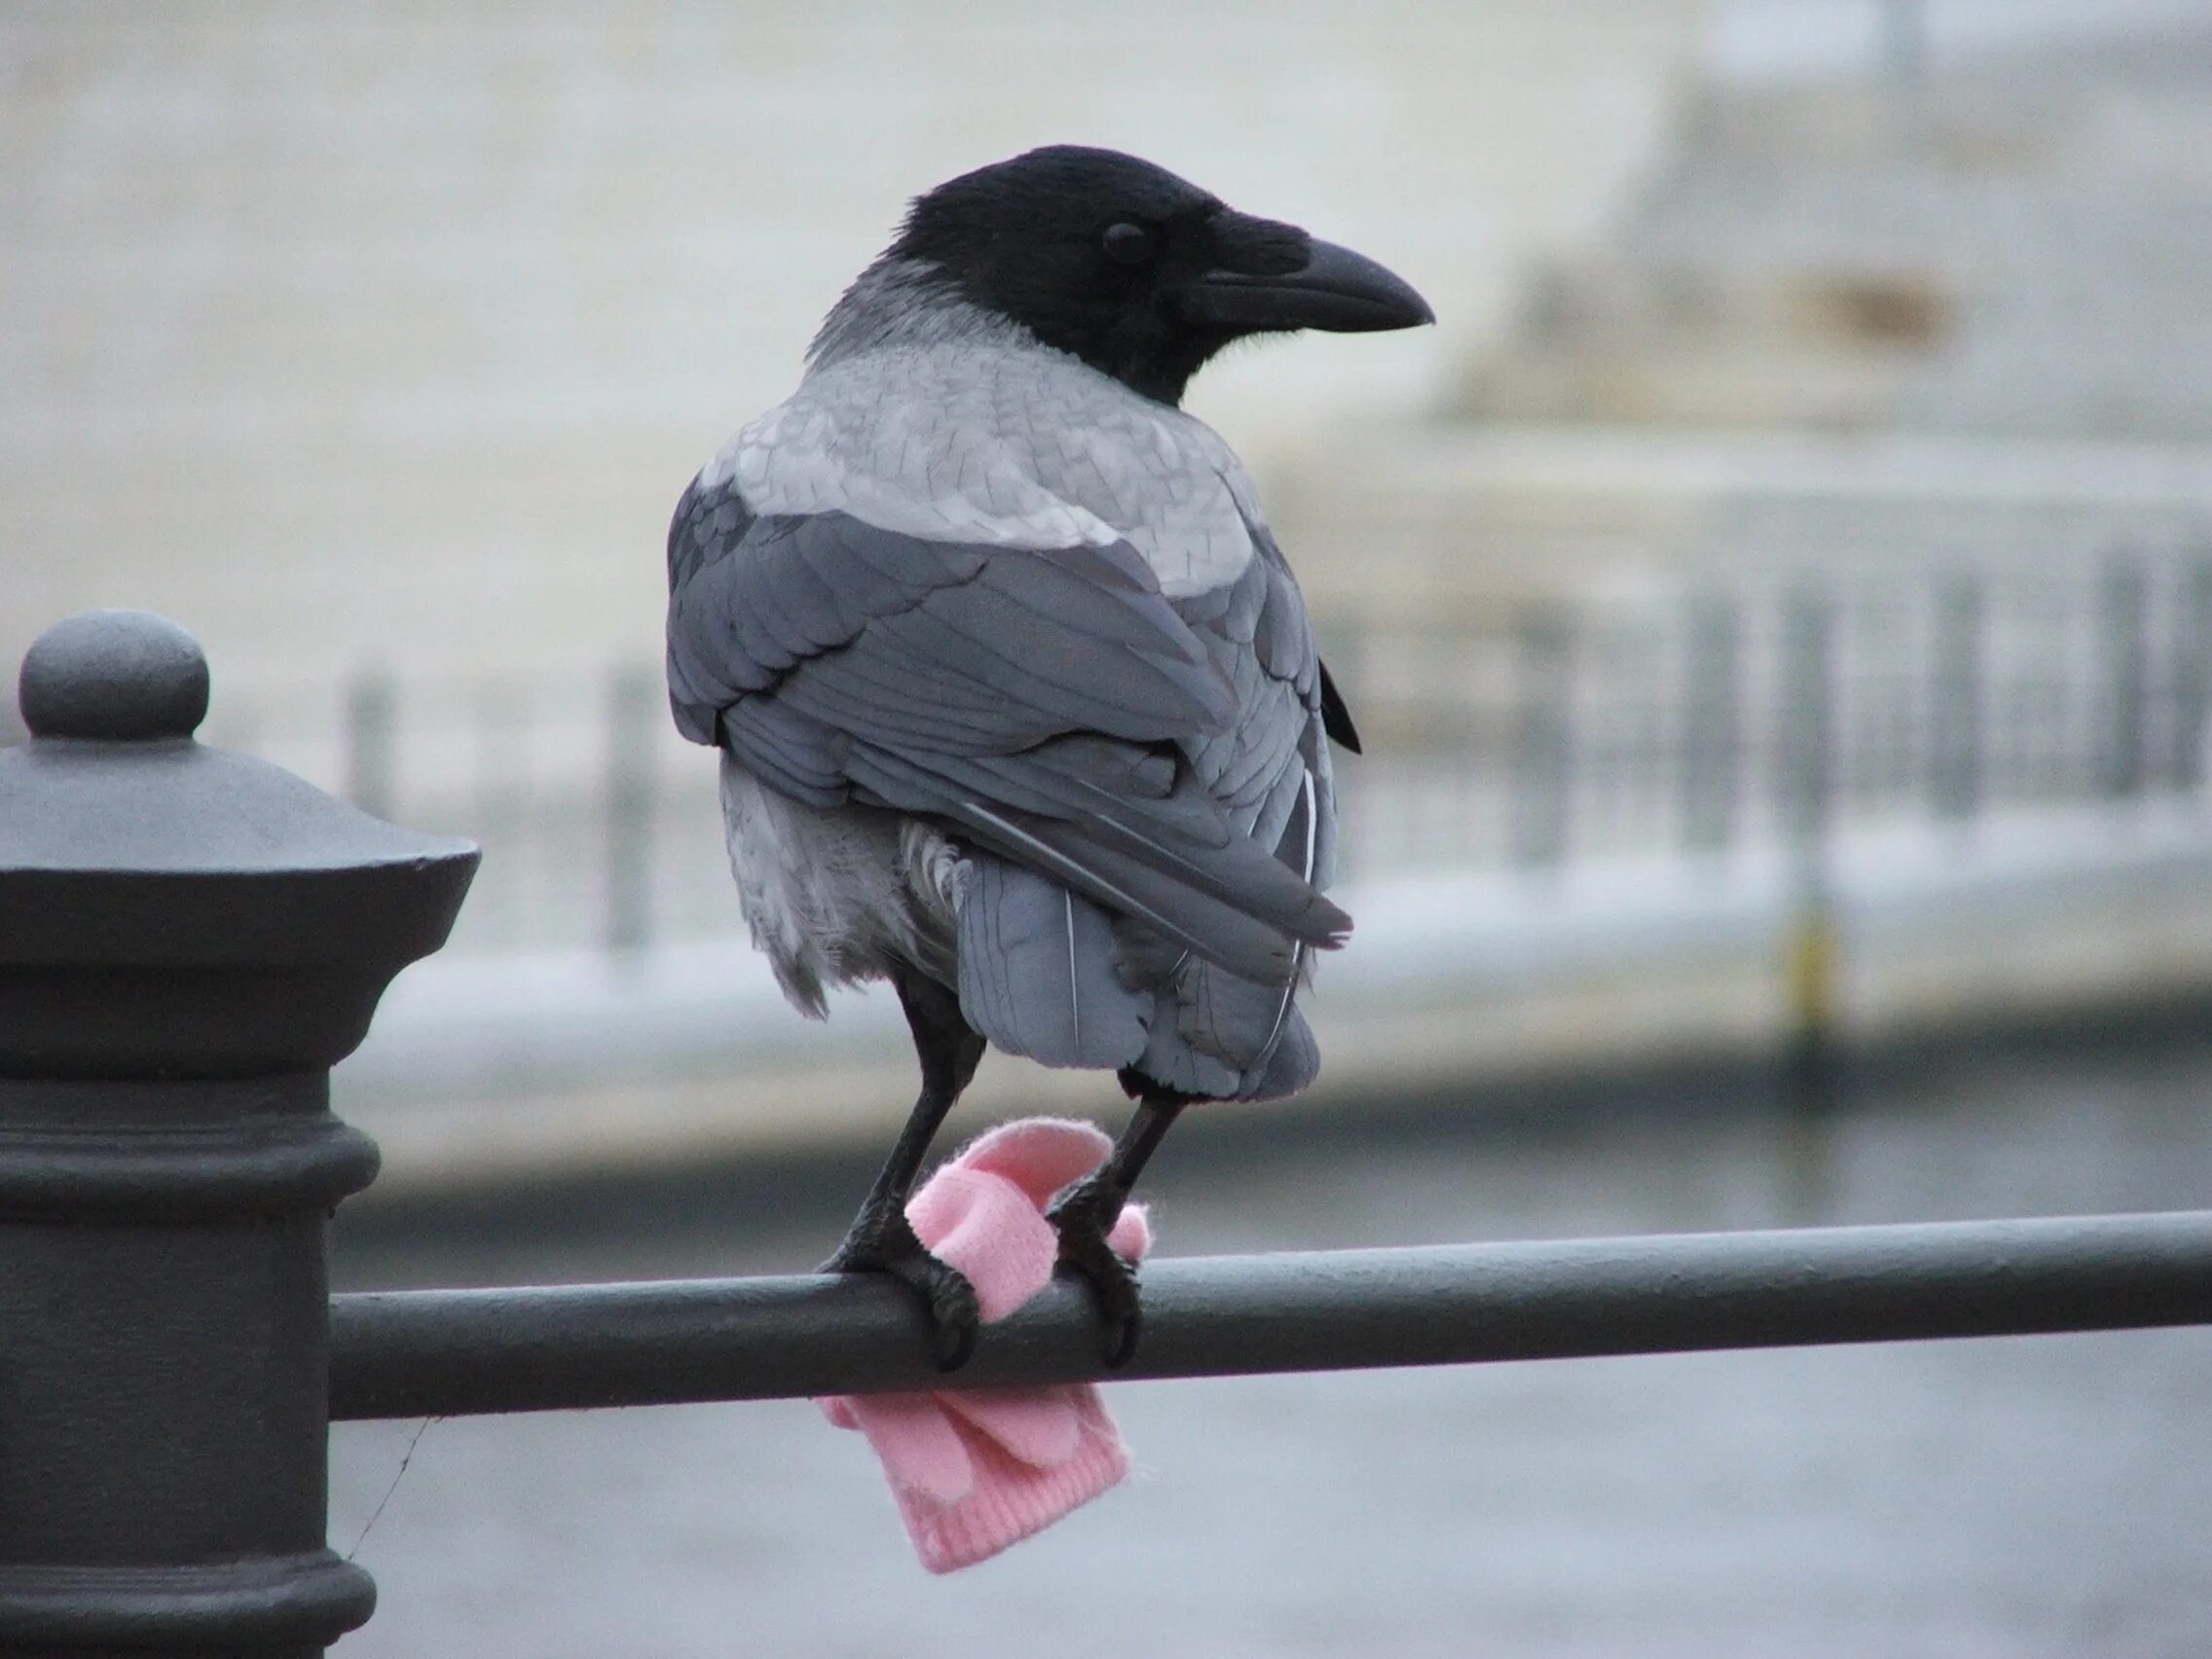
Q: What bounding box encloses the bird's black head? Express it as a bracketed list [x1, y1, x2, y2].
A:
[882, 145, 1433, 406]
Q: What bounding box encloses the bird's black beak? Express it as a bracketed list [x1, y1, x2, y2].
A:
[1176, 235, 1434, 335]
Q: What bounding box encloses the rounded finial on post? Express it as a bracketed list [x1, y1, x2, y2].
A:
[18, 608, 211, 740]
[1, 609, 480, 1076]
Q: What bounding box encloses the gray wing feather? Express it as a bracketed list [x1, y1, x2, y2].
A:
[668, 489, 1349, 990]
[956, 859, 1149, 1069]
[720, 699, 849, 806]
[1112, 524, 1338, 1098]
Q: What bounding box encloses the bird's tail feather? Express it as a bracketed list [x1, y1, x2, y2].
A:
[951, 853, 1323, 1098]
[848, 740, 1346, 990]
[1056, 777, 1349, 947]
[950, 802, 1301, 986]
[1130, 954, 1321, 1101]
[955, 859, 1149, 1070]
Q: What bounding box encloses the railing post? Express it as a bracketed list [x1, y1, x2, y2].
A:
[2167, 550, 2212, 793]
[1679, 590, 1741, 855]
[1928, 567, 1983, 822]
[343, 665, 398, 821]
[0, 610, 476, 1657]
[605, 663, 659, 955]
[1778, 588, 1838, 1117]
[2099, 551, 2149, 800]
[1509, 604, 1573, 868]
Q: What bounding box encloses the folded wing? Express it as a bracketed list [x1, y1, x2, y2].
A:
[667, 480, 1349, 990]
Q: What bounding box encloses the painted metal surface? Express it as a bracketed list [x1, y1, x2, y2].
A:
[331, 1210, 2212, 1419]
[0, 611, 476, 1655]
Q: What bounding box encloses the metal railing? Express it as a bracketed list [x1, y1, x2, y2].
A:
[330, 1213, 2212, 1419]
[3, 608, 2209, 1656]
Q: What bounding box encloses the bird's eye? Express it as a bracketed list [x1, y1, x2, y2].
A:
[1100, 221, 1157, 267]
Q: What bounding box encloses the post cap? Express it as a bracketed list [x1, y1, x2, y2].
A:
[19, 609, 211, 740]
[0, 610, 479, 1078]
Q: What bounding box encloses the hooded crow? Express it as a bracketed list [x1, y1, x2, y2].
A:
[667, 145, 1431, 1368]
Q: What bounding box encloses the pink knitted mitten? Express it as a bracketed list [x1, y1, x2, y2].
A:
[818, 1118, 1151, 1573]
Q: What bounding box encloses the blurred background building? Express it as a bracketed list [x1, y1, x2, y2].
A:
[6, 2, 2212, 1654]
[0, 0, 1696, 689]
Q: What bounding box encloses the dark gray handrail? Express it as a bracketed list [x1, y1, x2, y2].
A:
[331, 1208, 2212, 1419]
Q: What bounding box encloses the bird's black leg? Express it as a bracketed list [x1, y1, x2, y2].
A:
[1047, 1083, 1190, 1369]
[821, 968, 987, 1371]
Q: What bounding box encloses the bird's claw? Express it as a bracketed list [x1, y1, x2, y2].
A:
[824, 1206, 979, 1372]
[1048, 1186, 1142, 1369]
